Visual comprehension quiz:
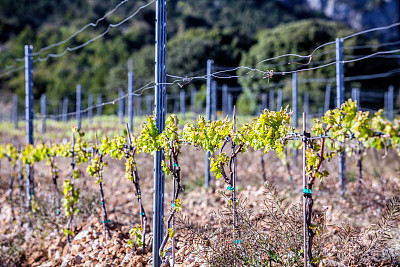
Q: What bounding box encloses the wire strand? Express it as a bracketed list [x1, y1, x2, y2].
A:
[33, 0, 155, 62]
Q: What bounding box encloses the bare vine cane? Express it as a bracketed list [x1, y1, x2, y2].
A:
[125, 124, 147, 250]
[159, 115, 182, 265]
[94, 131, 111, 240]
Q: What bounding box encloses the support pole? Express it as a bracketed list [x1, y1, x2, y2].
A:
[384, 91, 389, 119]
[324, 84, 331, 112]
[88, 94, 93, 124]
[302, 112, 307, 267]
[388, 85, 394, 122]
[76, 84, 82, 130]
[277, 89, 283, 110]
[292, 72, 298, 166]
[262, 93, 268, 110]
[180, 90, 186, 118]
[97, 94, 103, 117]
[304, 92, 309, 129]
[153, 0, 166, 265]
[25, 45, 34, 212]
[138, 97, 142, 117]
[212, 80, 217, 120]
[228, 93, 233, 116]
[147, 95, 152, 115]
[40, 94, 47, 134]
[205, 59, 213, 189]
[269, 89, 275, 111]
[351, 88, 360, 110]
[118, 89, 124, 124]
[191, 88, 196, 118]
[336, 38, 346, 197]
[128, 63, 134, 132]
[222, 84, 228, 117]
[62, 98, 68, 123]
[13, 94, 18, 129]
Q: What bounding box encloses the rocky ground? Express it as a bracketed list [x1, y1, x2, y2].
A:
[1, 141, 400, 266]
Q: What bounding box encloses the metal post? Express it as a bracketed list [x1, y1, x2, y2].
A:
[292, 72, 298, 166]
[292, 73, 298, 128]
[191, 88, 196, 117]
[277, 89, 283, 110]
[173, 97, 179, 113]
[206, 59, 214, 121]
[153, 0, 166, 265]
[352, 88, 360, 110]
[205, 59, 213, 189]
[351, 88, 357, 102]
[262, 93, 268, 110]
[40, 94, 47, 134]
[304, 92, 309, 128]
[88, 94, 93, 124]
[324, 84, 331, 112]
[302, 112, 307, 267]
[128, 70, 134, 132]
[180, 90, 186, 118]
[228, 93, 233, 117]
[384, 91, 389, 119]
[336, 38, 346, 197]
[269, 89, 275, 111]
[97, 94, 103, 117]
[222, 84, 228, 117]
[12, 94, 18, 129]
[118, 89, 124, 124]
[212, 80, 217, 120]
[25, 45, 34, 212]
[62, 98, 68, 122]
[145, 95, 151, 115]
[388, 85, 394, 122]
[76, 84, 82, 130]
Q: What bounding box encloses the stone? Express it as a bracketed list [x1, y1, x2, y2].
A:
[54, 250, 61, 260]
[71, 244, 84, 255]
[60, 255, 72, 267]
[47, 244, 60, 259]
[74, 230, 90, 241]
[75, 254, 83, 264]
[184, 252, 195, 263]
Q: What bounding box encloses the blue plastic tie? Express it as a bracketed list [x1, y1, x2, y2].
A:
[234, 239, 243, 244]
[173, 163, 178, 167]
[56, 210, 61, 215]
[172, 203, 176, 207]
[140, 212, 145, 216]
[102, 219, 110, 224]
[101, 201, 104, 205]
[303, 189, 312, 194]
[227, 186, 235, 191]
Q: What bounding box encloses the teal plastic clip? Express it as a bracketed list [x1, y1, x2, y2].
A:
[102, 219, 110, 224]
[173, 163, 179, 167]
[234, 239, 243, 244]
[227, 186, 235, 191]
[303, 189, 312, 194]
[140, 212, 145, 216]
